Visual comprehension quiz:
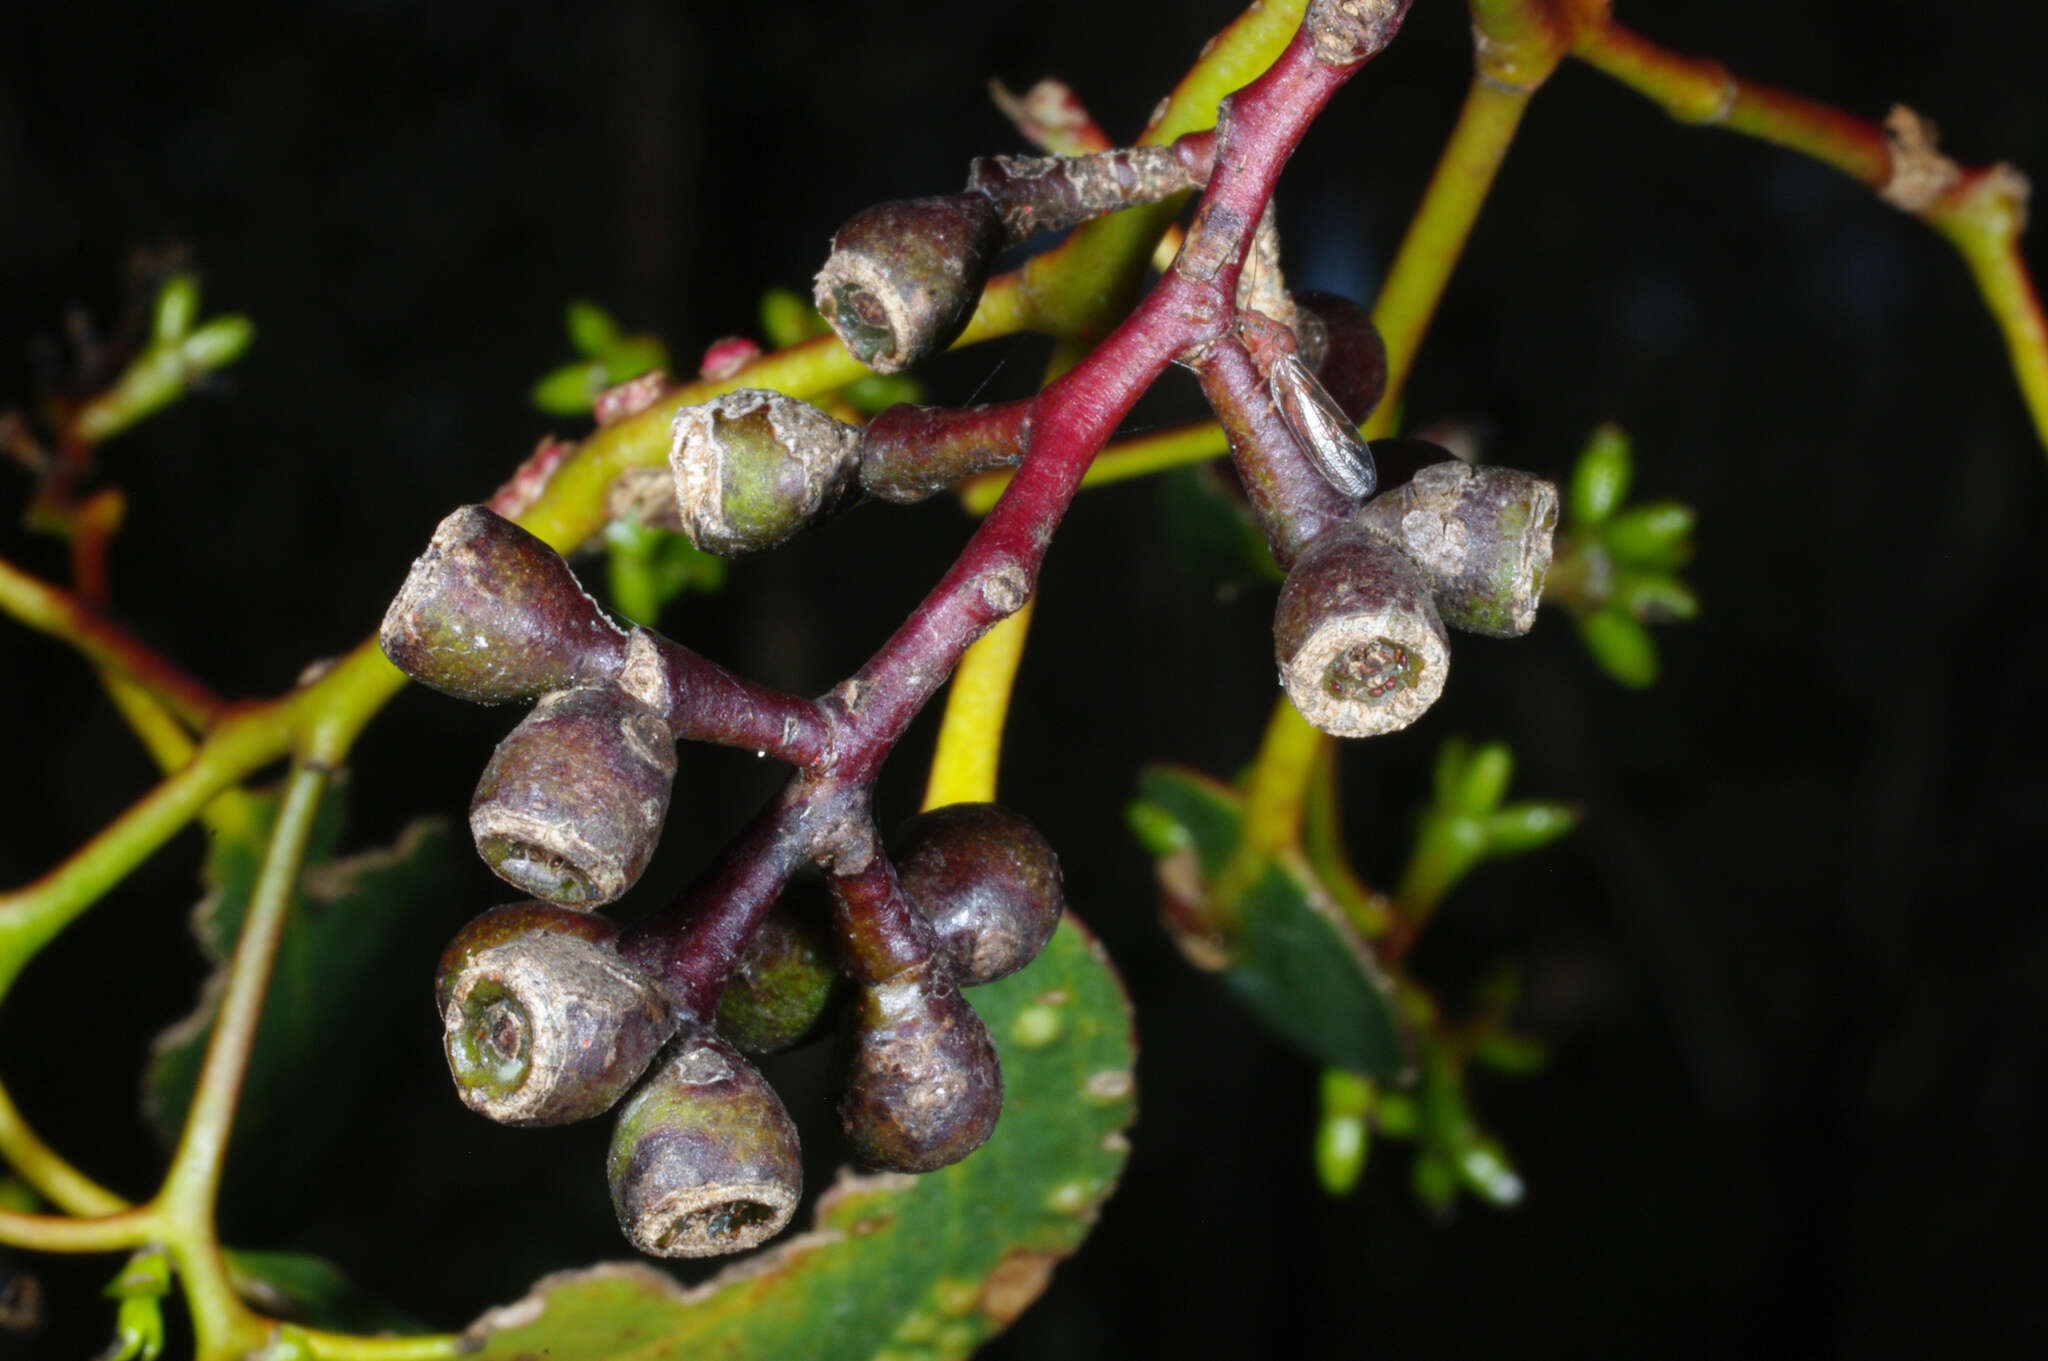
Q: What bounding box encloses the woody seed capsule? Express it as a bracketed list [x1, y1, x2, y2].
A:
[379, 505, 628, 703]
[608, 1028, 804, 1258]
[813, 194, 1004, 373]
[669, 389, 862, 557]
[1354, 461, 1558, 637]
[441, 923, 679, 1127]
[469, 685, 678, 907]
[1274, 521, 1450, 738]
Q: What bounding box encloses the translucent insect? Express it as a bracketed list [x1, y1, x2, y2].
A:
[1268, 350, 1378, 500]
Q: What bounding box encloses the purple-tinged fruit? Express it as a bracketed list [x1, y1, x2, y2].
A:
[813, 195, 1003, 374]
[608, 1029, 803, 1258]
[380, 505, 628, 703]
[1355, 462, 1558, 637]
[668, 389, 862, 557]
[442, 926, 678, 1126]
[835, 960, 1003, 1172]
[470, 685, 677, 907]
[1275, 522, 1449, 738]
[895, 803, 1063, 986]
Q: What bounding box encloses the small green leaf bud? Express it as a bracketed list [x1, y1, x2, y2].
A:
[1601, 501, 1695, 568]
[1355, 461, 1559, 638]
[1483, 801, 1579, 855]
[152, 274, 201, 343]
[179, 315, 255, 371]
[380, 506, 630, 703]
[836, 960, 1004, 1173]
[1611, 571, 1700, 623]
[1568, 423, 1632, 525]
[608, 1029, 803, 1258]
[1576, 608, 1659, 688]
[668, 389, 862, 557]
[1274, 522, 1450, 739]
[1315, 1069, 1374, 1197]
[1454, 742, 1514, 817]
[894, 803, 1064, 986]
[441, 922, 679, 1126]
[813, 194, 1004, 373]
[469, 685, 677, 907]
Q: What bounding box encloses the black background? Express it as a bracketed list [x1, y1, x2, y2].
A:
[2, 1, 2045, 1357]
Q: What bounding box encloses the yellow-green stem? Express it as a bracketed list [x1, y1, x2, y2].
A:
[0, 1078, 128, 1217]
[1365, 77, 1534, 438]
[156, 762, 327, 1356]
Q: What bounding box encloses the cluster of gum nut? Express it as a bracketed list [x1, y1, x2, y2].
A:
[378, 145, 1558, 1262]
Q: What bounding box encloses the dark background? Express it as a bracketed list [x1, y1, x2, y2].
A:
[2, 0, 2045, 1357]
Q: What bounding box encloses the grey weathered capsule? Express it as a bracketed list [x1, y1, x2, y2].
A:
[668, 389, 863, 557]
[1274, 521, 1449, 738]
[469, 685, 678, 907]
[441, 925, 679, 1127]
[608, 1029, 804, 1258]
[1355, 461, 1558, 637]
[1268, 351, 1377, 500]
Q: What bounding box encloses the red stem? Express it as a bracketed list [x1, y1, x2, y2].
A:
[636, 0, 1405, 998]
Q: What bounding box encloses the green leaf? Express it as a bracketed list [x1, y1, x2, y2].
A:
[153, 274, 201, 343]
[1611, 570, 1700, 623]
[601, 336, 670, 386]
[1575, 608, 1660, 688]
[180, 315, 255, 370]
[566, 300, 622, 357]
[141, 780, 461, 1164]
[461, 915, 1136, 1361]
[1453, 742, 1513, 817]
[759, 287, 828, 349]
[225, 1250, 430, 1335]
[532, 361, 604, 416]
[1567, 423, 1631, 525]
[1601, 501, 1695, 568]
[1314, 1068, 1374, 1197]
[1483, 802, 1579, 855]
[604, 518, 728, 626]
[1132, 766, 1408, 1080]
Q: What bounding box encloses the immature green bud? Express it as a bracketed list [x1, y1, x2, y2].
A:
[469, 685, 677, 907]
[441, 924, 679, 1126]
[1355, 462, 1559, 638]
[380, 506, 628, 703]
[608, 1029, 803, 1258]
[715, 880, 844, 1056]
[836, 960, 1003, 1173]
[668, 389, 862, 557]
[813, 194, 1004, 373]
[895, 803, 1064, 986]
[1275, 523, 1450, 738]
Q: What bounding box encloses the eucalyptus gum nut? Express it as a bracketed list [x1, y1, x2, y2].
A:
[1355, 462, 1559, 638]
[434, 901, 619, 1016]
[607, 1029, 803, 1258]
[469, 686, 678, 907]
[1295, 291, 1388, 426]
[894, 803, 1064, 986]
[668, 390, 863, 557]
[442, 929, 678, 1127]
[715, 883, 844, 1056]
[379, 505, 628, 703]
[812, 194, 1004, 374]
[1274, 523, 1450, 738]
[835, 960, 1004, 1173]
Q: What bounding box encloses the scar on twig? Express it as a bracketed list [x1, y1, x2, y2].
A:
[1880, 105, 1963, 213]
